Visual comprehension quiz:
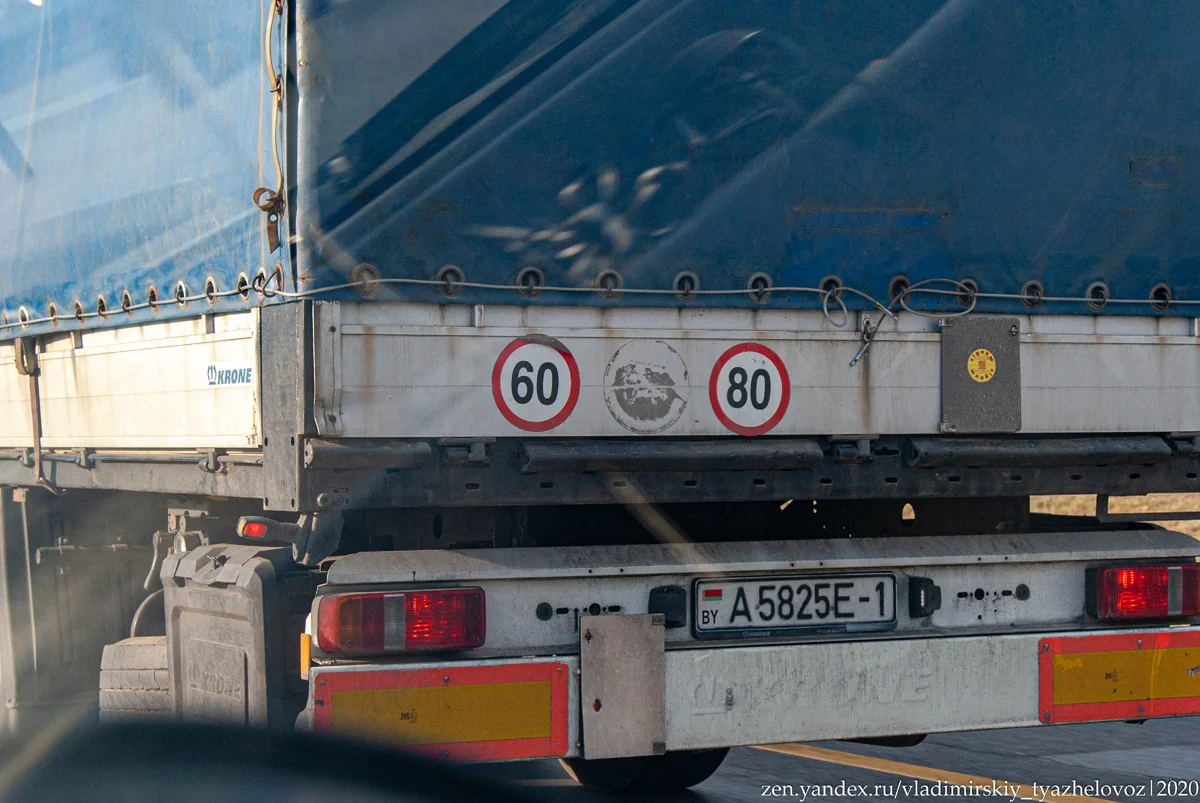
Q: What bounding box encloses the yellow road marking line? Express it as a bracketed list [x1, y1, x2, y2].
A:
[755, 744, 1115, 803]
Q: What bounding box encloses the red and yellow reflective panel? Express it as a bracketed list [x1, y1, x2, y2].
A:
[1039, 631, 1200, 723]
[313, 662, 569, 761]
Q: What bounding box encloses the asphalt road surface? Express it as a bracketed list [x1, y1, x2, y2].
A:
[495, 716, 1200, 802]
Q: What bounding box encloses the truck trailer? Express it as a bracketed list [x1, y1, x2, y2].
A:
[2, 0, 1200, 791]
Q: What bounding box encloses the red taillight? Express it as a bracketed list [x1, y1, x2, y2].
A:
[1092, 565, 1200, 620]
[405, 589, 486, 650]
[240, 520, 268, 539]
[316, 589, 485, 654]
[235, 516, 301, 543]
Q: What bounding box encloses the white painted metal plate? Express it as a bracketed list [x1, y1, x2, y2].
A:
[313, 302, 1200, 438]
[579, 614, 666, 759]
[0, 312, 262, 449]
[322, 531, 1200, 656]
[693, 573, 896, 638]
[665, 631, 1044, 748]
[0, 348, 35, 446]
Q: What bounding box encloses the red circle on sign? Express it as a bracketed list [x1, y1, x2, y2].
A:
[491, 338, 582, 432]
[708, 343, 791, 437]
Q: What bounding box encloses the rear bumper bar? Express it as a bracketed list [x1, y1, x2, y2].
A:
[305, 625, 1200, 760]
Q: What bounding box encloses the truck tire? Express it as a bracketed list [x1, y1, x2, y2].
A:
[561, 748, 729, 792]
[98, 637, 171, 722]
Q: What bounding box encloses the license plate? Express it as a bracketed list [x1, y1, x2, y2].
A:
[693, 574, 897, 638]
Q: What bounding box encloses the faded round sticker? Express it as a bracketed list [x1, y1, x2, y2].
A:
[603, 340, 689, 434]
[968, 348, 997, 383]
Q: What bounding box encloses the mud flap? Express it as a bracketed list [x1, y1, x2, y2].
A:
[162, 545, 321, 730]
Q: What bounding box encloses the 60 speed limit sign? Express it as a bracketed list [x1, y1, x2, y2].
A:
[492, 338, 581, 432]
[709, 343, 790, 436]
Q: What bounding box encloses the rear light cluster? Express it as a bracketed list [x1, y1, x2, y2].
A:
[1090, 565, 1200, 620]
[316, 588, 485, 654]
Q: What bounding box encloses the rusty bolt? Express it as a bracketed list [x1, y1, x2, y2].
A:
[593, 699, 602, 712]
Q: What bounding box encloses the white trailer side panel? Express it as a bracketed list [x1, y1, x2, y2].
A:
[0, 347, 35, 446]
[313, 302, 1200, 439]
[0, 312, 262, 449]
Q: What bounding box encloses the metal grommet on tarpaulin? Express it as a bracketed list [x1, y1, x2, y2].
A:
[236, 273, 251, 300]
[673, 271, 699, 301]
[436, 265, 465, 298]
[887, 274, 911, 304]
[516, 267, 544, 298]
[595, 270, 623, 299]
[1150, 283, 1172, 312]
[747, 273, 772, 303]
[1021, 281, 1044, 308]
[956, 279, 978, 307]
[350, 264, 382, 298]
[819, 274, 843, 302]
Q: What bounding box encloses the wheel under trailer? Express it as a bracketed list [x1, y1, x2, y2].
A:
[299, 529, 1200, 761]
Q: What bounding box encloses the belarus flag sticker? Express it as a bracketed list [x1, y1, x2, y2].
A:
[702, 588, 723, 602]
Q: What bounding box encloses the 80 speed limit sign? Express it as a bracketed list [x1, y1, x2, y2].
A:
[492, 338, 581, 431]
[709, 343, 790, 436]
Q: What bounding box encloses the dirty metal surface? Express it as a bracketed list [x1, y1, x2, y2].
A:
[314, 303, 1199, 439]
[0, 313, 262, 450]
[940, 316, 1022, 434]
[663, 632, 1040, 749]
[579, 614, 666, 759]
[323, 531, 1200, 656]
[327, 530, 1200, 585]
